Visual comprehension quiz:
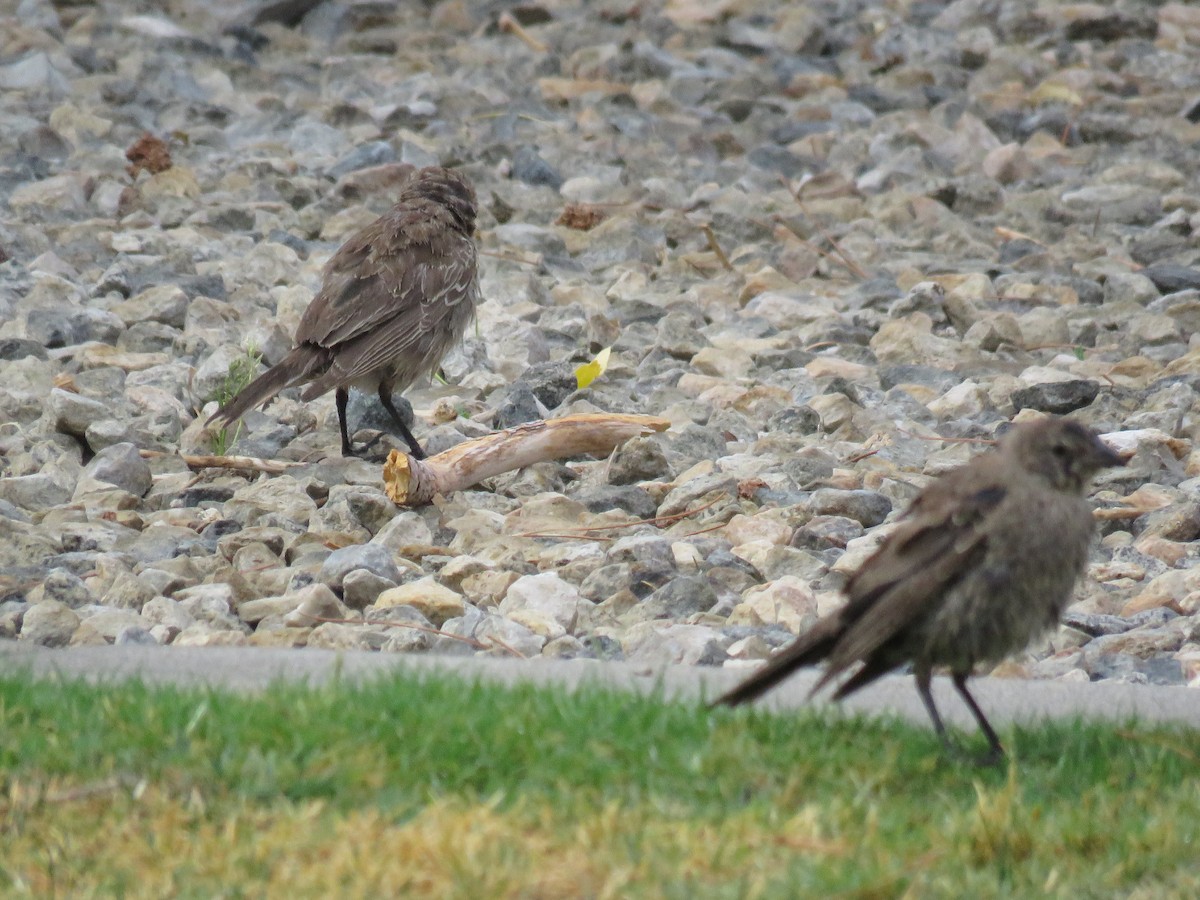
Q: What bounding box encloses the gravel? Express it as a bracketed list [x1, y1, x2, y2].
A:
[2, 0, 1199, 689]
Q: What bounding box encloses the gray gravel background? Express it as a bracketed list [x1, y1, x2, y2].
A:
[2, 0, 1200, 701]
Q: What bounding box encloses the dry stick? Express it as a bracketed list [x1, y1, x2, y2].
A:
[896, 429, 997, 446]
[994, 226, 1046, 246]
[1022, 342, 1086, 352]
[516, 494, 729, 539]
[139, 449, 303, 474]
[497, 10, 549, 52]
[1093, 507, 1155, 521]
[699, 224, 735, 272]
[781, 179, 870, 279]
[384, 413, 670, 507]
[845, 448, 880, 464]
[517, 532, 617, 543]
[770, 215, 868, 281]
[679, 521, 731, 538]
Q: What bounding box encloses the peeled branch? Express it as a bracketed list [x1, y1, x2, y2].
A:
[383, 413, 670, 507]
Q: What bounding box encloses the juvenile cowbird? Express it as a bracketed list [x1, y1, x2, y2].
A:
[713, 417, 1125, 762]
[208, 166, 480, 459]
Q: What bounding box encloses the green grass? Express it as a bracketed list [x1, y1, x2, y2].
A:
[0, 671, 1196, 897]
[206, 343, 262, 455]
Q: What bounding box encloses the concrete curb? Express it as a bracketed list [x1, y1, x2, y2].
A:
[2, 644, 1197, 732]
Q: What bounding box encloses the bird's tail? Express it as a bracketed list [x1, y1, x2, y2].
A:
[709, 618, 842, 707]
[206, 346, 324, 428]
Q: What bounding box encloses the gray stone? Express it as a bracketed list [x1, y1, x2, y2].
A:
[75, 606, 150, 642]
[112, 285, 189, 329]
[621, 621, 728, 665]
[498, 572, 590, 636]
[609, 436, 671, 485]
[605, 533, 675, 569]
[511, 146, 563, 189]
[283, 583, 352, 628]
[790, 515, 865, 551]
[319, 543, 403, 589]
[575, 485, 658, 520]
[623, 575, 718, 623]
[476, 614, 546, 657]
[115, 626, 160, 646]
[1135, 501, 1200, 542]
[342, 568, 397, 611]
[518, 361, 577, 411]
[307, 622, 389, 651]
[1010, 380, 1101, 415]
[175, 584, 246, 632]
[80, 442, 153, 497]
[1141, 265, 1200, 295]
[19, 600, 80, 647]
[541, 634, 590, 659]
[50, 388, 111, 439]
[40, 568, 92, 608]
[494, 382, 543, 429]
[807, 490, 892, 528]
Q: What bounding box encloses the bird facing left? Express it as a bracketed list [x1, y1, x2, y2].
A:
[206, 165, 480, 459]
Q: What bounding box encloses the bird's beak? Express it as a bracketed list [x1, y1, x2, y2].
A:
[1097, 440, 1130, 469]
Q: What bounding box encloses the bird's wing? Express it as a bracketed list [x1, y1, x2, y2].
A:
[817, 475, 1008, 688]
[325, 250, 477, 384]
[712, 454, 1011, 709]
[295, 203, 473, 351]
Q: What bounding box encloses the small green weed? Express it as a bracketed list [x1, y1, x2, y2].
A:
[207, 343, 262, 455]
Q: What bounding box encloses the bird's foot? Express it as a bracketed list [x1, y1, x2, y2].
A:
[941, 737, 1005, 768]
[339, 430, 426, 463]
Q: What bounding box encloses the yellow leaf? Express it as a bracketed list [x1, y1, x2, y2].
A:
[1029, 81, 1083, 106]
[575, 347, 611, 390]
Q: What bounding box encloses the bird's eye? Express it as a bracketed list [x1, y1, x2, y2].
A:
[1051, 442, 1070, 458]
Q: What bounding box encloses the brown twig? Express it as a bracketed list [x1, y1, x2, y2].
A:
[679, 521, 731, 538]
[896, 429, 997, 446]
[780, 179, 869, 279]
[498, 10, 548, 52]
[845, 448, 880, 463]
[517, 532, 617, 543]
[993, 226, 1045, 247]
[770, 216, 862, 280]
[139, 449, 303, 474]
[1093, 507, 1152, 521]
[700, 224, 735, 272]
[515, 494, 729, 539]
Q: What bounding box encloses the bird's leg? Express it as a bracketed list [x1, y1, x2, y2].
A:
[914, 665, 955, 754]
[336, 387, 354, 457]
[952, 672, 1005, 766]
[378, 384, 427, 460]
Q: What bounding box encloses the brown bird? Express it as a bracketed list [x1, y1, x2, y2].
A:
[712, 417, 1125, 762]
[208, 166, 480, 459]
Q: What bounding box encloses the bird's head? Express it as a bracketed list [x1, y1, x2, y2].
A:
[1004, 417, 1126, 493]
[405, 167, 478, 234]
